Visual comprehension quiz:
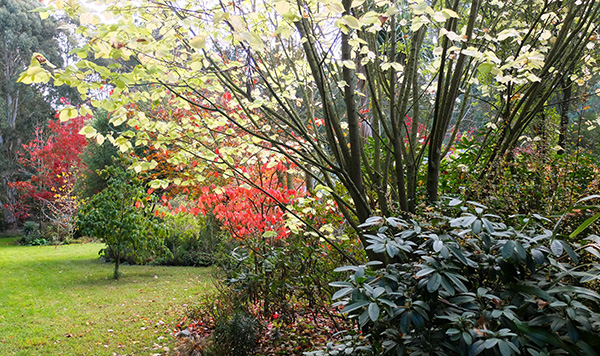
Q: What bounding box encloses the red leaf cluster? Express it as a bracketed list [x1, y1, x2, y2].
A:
[8, 105, 88, 219]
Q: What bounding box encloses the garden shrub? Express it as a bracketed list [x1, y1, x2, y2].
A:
[40, 220, 75, 245]
[178, 215, 361, 354]
[441, 138, 600, 231]
[18, 220, 47, 246]
[214, 191, 361, 320]
[218, 231, 359, 323]
[99, 211, 229, 267]
[154, 212, 226, 267]
[100, 212, 229, 267]
[212, 311, 261, 356]
[317, 199, 600, 355]
[23, 220, 40, 238]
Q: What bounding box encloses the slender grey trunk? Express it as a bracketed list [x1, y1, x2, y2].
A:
[557, 76, 572, 155]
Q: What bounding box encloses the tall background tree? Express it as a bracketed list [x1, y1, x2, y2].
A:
[0, 0, 66, 228]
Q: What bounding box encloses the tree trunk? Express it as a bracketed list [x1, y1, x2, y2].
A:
[427, 0, 480, 203]
[557, 75, 572, 155]
[113, 252, 121, 279]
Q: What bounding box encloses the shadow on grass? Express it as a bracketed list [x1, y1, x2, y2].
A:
[72, 262, 200, 287]
[0, 236, 18, 246]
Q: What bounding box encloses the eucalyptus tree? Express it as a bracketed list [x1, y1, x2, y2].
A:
[21, 0, 600, 255]
[0, 0, 67, 226]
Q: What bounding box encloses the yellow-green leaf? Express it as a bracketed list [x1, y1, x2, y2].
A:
[441, 9, 459, 18]
[59, 107, 78, 122]
[342, 60, 356, 70]
[342, 15, 361, 30]
[190, 35, 206, 49]
[477, 62, 494, 75]
[79, 125, 97, 138]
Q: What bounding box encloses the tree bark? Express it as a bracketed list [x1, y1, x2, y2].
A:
[427, 0, 480, 203]
[557, 75, 572, 155]
[113, 252, 121, 279]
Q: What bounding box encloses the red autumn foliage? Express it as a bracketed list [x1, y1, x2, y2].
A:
[7, 106, 88, 220]
[192, 163, 302, 240]
[129, 97, 306, 241]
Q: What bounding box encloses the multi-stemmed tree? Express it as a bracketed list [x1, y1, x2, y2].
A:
[20, 0, 600, 257]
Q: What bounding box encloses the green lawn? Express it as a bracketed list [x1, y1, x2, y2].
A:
[0, 237, 214, 355]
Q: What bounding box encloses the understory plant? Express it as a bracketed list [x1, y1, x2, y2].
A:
[441, 137, 600, 226]
[220, 232, 354, 323]
[17, 220, 47, 246]
[155, 212, 227, 267]
[192, 220, 361, 354]
[320, 198, 600, 355]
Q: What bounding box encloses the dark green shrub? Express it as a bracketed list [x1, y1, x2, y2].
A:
[98, 245, 138, 265]
[441, 140, 600, 228]
[212, 311, 261, 356]
[18, 221, 48, 246]
[99, 211, 228, 267]
[40, 221, 73, 245]
[319, 199, 600, 355]
[218, 231, 360, 323]
[154, 212, 225, 267]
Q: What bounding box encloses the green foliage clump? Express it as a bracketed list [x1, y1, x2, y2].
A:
[155, 212, 226, 267]
[212, 311, 261, 356]
[77, 166, 171, 279]
[97, 211, 228, 267]
[17, 220, 47, 246]
[77, 110, 123, 198]
[218, 232, 358, 323]
[321, 200, 600, 356]
[441, 139, 600, 225]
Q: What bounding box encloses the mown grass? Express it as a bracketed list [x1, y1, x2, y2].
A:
[0, 237, 214, 355]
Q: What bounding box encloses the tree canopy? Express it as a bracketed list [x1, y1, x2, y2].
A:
[0, 0, 68, 227]
[20, 0, 600, 254]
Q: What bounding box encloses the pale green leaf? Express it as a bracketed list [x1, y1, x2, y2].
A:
[342, 15, 361, 29]
[190, 35, 206, 49]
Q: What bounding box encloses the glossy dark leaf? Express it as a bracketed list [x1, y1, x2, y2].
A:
[471, 340, 485, 355]
[550, 240, 563, 257]
[332, 287, 354, 300]
[449, 198, 463, 206]
[566, 320, 578, 342]
[484, 338, 498, 349]
[532, 248, 545, 264]
[447, 245, 476, 267]
[342, 300, 369, 314]
[427, 273, 442, 293]
[550, 286, 600, 301]
[334, 265, 358, 272]
[472, 219, 482, 234]
[514, 241, 527, 260]
[560, 240, 578, 263]
[368, 302, 380, 322]
[502, 240, 515, 259]
[498, 340, 512, 356]
[462, 331, 472, 345]
[433, 239, 443, 252]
